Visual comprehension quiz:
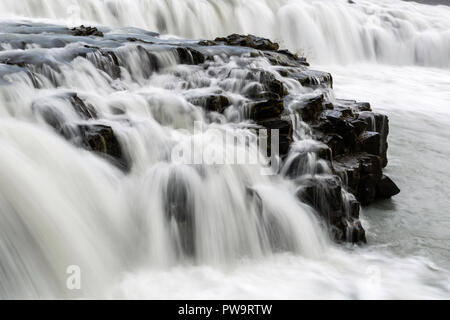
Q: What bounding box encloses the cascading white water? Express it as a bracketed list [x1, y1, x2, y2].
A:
[0, 0, 449, 66]
[1, 0, 450, 299]
[0, 23, 332, 298]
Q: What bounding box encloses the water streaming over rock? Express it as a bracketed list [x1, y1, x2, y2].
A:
[0, 22, 337, 298]
[0, 0, 449, 299]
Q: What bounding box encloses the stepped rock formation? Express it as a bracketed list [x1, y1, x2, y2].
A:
[0, 23, 399, 246]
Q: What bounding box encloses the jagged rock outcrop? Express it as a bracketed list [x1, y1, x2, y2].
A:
[308, 99, 397, 205]
[31, 92, 128, 171]
[74, 124, 129, 172]
[296, 176, 366, 243]
[71, 25, 104, 37]
[214, 34, 280, 51]
[194, 34, 398, 243]
[0, 24, 399, 244]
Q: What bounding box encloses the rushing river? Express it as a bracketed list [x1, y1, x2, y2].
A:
[0, 0, 449, 299]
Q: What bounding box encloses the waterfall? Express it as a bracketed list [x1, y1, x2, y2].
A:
[1, 1, 450, 300]
[0, 22, 334, 298]
[0, 0, 449, 66]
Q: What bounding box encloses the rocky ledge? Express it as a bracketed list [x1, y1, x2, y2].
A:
[0, 24, 399, 244]
[197, 34, 400, 243]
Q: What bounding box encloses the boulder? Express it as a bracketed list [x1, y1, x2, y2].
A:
[322, 134, 346, 157]
[323, 110, 358, 151]
[376, 175, 400, 199]
[176, 47, 205, 65]
[333, 153, 383, 205]
[359, 131, 380, 156]
[244, 70, 287, 99]
[74, 124, 129, 171]
[258, 71, 287, 98]
[71, 25, 104, 37]
[290, 70, 333, 89]
[263, 50, 309, 67]
[215, 34, 279, 51]
[247, 99, 284, 121]
[294, 94, 324, 122]
[295, 176, 366, 243]
[283, 143, 332, 178]
[350, 119, 367, 136]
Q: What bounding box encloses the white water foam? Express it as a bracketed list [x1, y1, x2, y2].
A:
[0, 0, 449, 66]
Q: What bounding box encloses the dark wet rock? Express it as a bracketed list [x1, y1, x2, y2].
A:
[293, 94, 325, 122]
[334, 105, 355, 118]
[247, 99, 284, 121]
[251, 91, 282, 101]
[359, 131, 380, 155]
[189, 94, 230, 113]
[374, 113, 389, 167]
[336, 99, 371, 112]
[276, 49, 309, 65]
[295, 176, 366, 243]
[33, 93, 97, 131]
[128, 45, 161, 76]
[210, 34, 308, 67]
[74, 124, 129, 171]
[314, 110, 358, 154]
[376, 175, 400, 199]
[197, 40, 217, 46]
[71, 25, 104, 37]
[305, 95, 395, 207]
[333, 153, 382, 205]
[283, 143, 332, 178]
[348, 198, 360, 219]
[68, 94, 98, 120]
[263, 50, 309, 67]
[215, 34, 280, 51]
[0, 42, 121, 80]
[245, 70, 287, 99]
[165, 172, 195, 256]
[332, 154, 360, 195]
[357, 112, 389, 166]
[258, 71, 287, 98]
[290, 70, 333, 88]
[256, 118, 293, 156]
[87, 49, 121, 79]
[246, 187, 263, 217]
[348, 220, 366, 244]
[0, 24, 399, 245]
[322, 134, 346, 156]
[176, 47, 205, 65]
[126, 37, 154, 44]
[350, 119, 367, 136]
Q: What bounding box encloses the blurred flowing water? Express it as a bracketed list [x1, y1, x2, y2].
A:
[0, 0, 449, 299]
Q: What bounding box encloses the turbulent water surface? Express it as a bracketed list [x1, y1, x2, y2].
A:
[0, 0, 449, 299]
